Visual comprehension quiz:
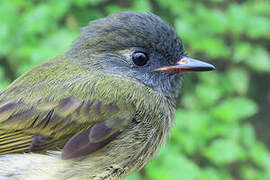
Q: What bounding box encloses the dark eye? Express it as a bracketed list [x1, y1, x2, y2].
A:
[131, 51, 149, 66]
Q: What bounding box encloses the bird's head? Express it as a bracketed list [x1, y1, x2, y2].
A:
[67, 12, 215, 99]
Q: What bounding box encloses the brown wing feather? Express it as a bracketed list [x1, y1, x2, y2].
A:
[0, 96, 131, 156]
[0, 97, 87, 154]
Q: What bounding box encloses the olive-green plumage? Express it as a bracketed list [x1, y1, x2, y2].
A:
[0, 12, 214, 180]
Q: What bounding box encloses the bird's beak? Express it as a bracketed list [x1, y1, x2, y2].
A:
[153, 57, 216, 74]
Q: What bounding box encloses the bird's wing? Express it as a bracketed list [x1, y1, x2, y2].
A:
[0, 97, 131, 159]
[0, 59, 134, 159]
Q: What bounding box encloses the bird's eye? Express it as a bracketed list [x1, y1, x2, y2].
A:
[131, 51, 149, 66]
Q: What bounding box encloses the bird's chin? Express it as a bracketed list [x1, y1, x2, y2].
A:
[153, 73, 183, 100]
[170, 74, 183, 97]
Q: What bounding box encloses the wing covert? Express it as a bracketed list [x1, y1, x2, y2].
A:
[0, 96, 132, 156]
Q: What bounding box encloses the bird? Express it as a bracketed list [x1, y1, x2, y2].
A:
[0, 12, 215, 180]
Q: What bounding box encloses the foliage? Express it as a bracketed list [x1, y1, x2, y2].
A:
[0, 0, 269, 179]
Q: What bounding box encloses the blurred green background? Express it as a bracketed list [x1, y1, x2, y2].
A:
[0, 0, 269, 179]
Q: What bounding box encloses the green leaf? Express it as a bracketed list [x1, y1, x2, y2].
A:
[132, 0, 152, 12]
[204, 139, 245, 165]
[247, 16, 270, 38]
[73, 0, 106, 6]
[227, 68, 249, 95]
[105, 5, 125, 14]
[146, 146, 200, 180]
[246, 47, 270, 73]
[124, 173, 144, 180]
[212, 97, 258, 122]
[227, 4, 248, 36]
[191, 37, 230, 58]
[23, 4, 56, 34]
[173, 110, 212, 154]
[241, 123, 255, 148]
[249, 143, 270, 169]
[240, 165, 258, 180]
[200, 167, 233, 180]
[233, 42, 252, 63]
[196, 83, 222, 106]
[0, 67, 10, 90]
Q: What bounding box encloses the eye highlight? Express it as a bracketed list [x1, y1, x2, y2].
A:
[131, 51, 149, 66]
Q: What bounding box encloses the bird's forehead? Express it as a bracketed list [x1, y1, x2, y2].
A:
[80, 12, 184, 59]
